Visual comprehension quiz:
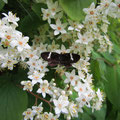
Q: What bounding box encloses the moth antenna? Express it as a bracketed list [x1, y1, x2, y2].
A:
[48, 52, 52, 59]
[70, 53, 73, 61]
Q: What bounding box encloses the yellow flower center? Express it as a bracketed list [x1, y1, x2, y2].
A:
[79, 88, 83, 92]
[26, 111, 31, 115]
[90, 11, 94, 15]
[41, 66, 43, 69]
[57, 27, 61, 30]
[82, 98, 86, 102]
[6, 35, 11, 40]
[42, 87, 45, 92]
[52, 8, 56, 12]
[58, 104, 62, 109]
[30, 54, 33, 58]
[70, 76, 74, 80]
[19, 41, 23, 45]
[44, 114, 49, 119]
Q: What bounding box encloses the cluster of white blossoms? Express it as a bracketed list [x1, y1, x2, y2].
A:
[0, 12, 30, 70]
[22, 0, 120, 119]
[1, 0, 120, 120]
[23, 102, 58, 120]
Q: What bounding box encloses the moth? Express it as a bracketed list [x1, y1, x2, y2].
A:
[41, 52, 80, 67]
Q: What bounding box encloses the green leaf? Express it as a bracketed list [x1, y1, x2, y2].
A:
[93, 105, 106, 120]
[0, 0, 5, 11]
[117, 111, 120, 120]
[59, 0, 96, 21]
[2, 0, 7, 3]
[82, 113, 92, 120]
[18, 12, 45, 34]
[104, 65, 120, 110]
[32, 3, 47, 20]
[113, 44, 120, 55]
[90, 60, 101, 81]
[101, 52, 116, 64]
[0, 81, 28, 120]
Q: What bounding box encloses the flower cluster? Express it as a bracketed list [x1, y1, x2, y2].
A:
[0, 12, 30, 70]
[22, 0, 111, 119]
[23, 102, 58, 120]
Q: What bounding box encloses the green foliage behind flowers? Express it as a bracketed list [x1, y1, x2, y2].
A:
[0, 0, 120, 120]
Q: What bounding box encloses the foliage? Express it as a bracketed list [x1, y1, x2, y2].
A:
[0, 0, 120, 120]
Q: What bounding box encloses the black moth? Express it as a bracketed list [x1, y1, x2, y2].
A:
[41, 52, 80, 67]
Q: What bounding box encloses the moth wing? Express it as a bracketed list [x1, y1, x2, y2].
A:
[41, 52, 60, 66]
[60, 53, 71, 65]
[41, 52, 59, 61]
[71, 53, 80, 63]
[60, 53, 80, 66]
[41, 52, 50, 61]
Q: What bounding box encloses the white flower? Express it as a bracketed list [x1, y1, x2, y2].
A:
[68, 103, 78, 118]
[26, 49, 39, 59]
[107, 0, 120, 18]
[83, 2, 96, 16]
[101, 23, 108, 33]
[78, 70, 85, 80]
[53, 95, 69, 115]
[76, 94, 91, 108]
[23, 108, 35, 120]
[26, 58, 39, 70]
[41, 8, 53, 23]
[32, 103, 43, 115]
[99, 0, 112, 14]
[64, 70, 79, 86]
[47, 1, 61, 16]
[96, 89, 103, 102]
[86, 73, 93, 83]
[0, 53, 18, 70]
[92, 100, 103, 112]
[2, 12, 19, 26]
[54, 11, 63, 20]
[76, 33, 92, 45]
[37, 43, 47, 53]
[10, 35, 30, 52]
[21, 81, 33, 92]
[47, 41, 59, 51]
[70, 43, 82, 53]
[28, 71, 44, 85]
[48, 112, 58, 120]
[68, 19, 84, 31]
[50, 19, 67, 35]
[36, 59, 49, 72]
[57, 33, 72, 42]
[74, 81, 87, 96]
[37, 80, 51, 98]
[56, 44, 70, 54]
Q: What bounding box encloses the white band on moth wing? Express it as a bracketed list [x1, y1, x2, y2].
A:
[70, 53, 73, 61]
[48, 52, 52, 59]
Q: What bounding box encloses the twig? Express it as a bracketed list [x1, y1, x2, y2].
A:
[17, 85, 53, 111]
[28, 90, 53, 112]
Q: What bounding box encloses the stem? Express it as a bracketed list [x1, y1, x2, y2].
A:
[34, 97, 38, 106]
[17, 85, 53, 111]
[28, 90, 53, 112]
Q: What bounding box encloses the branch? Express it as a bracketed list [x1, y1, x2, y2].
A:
[16, 85, 53, 111]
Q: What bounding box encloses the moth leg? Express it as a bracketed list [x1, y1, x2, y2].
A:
[70, 53, 73, 61]
[47, 52, 52, 59]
